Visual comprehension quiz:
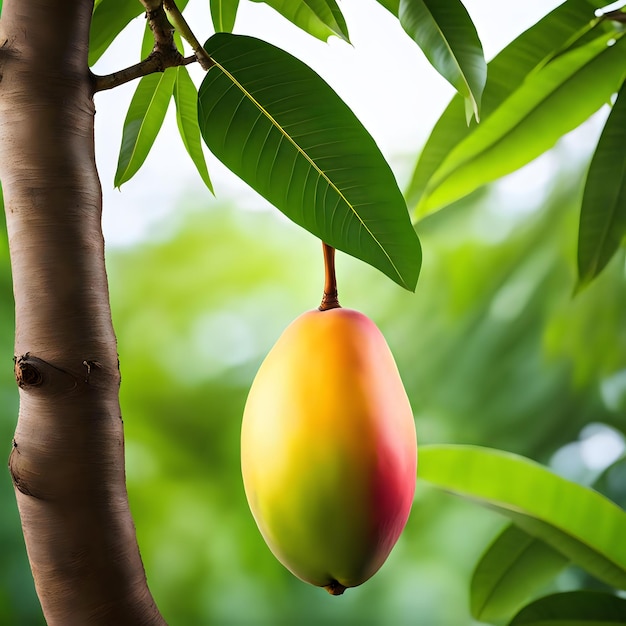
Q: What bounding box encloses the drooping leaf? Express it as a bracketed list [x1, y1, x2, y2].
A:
[471, 452, 626, 623]
[417, 32, 626, 216]
[509, 591, 626, 626]
[470, 523, 569, 623]
[397, 0, 486, 122]
[405, 0, 606, 211]
[198, 33, 421, 290]
[211, 0, 240, 33]
[114, 69, 177, 188]
[250, 0, 349, 43]
[174, 66, 213, 193]
[577, 80, 626, 290]
[89, 0, 144, 66]
[419, 445, 626, 590]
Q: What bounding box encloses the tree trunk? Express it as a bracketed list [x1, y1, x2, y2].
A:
[0, 1, 165, 623]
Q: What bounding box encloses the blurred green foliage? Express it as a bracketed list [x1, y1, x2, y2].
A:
[1, 149, 625, 624]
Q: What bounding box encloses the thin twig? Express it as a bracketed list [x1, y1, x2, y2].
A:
[93, 53, 195, 92]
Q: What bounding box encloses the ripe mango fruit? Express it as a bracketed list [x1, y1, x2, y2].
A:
[241, 307, 417, 594]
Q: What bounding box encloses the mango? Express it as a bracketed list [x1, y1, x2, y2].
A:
[241, 307, 417, 594]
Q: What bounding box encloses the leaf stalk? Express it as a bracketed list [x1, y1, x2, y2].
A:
[163, 0, 214, 70]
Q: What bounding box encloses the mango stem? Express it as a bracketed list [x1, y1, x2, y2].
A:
[319, 242, 341, 311]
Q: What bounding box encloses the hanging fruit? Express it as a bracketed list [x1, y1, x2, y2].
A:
[241, 242, 417, 594]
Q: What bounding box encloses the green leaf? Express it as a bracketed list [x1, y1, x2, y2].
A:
[398, 0, 486, 122]
[114, 69, 177, 188]
[89, 0, 143, 66]
[376, 0, 399, 14]
[211, 0, 240, 33]
[577, 80, 626, 290]
[250, 0, 350, 43]
[198, 33, 421, 290]
[593, 454, 626, 509]
[418, 32, 626, 216]
[141, 22, 154, 61]
[471, 523, 569, 623]
[471, 453, 626, 623]
[419, 445, 626, 590]
[405, 0, 606, 211]
[174, 67, 213, 193]
[509, 591, 626, 625]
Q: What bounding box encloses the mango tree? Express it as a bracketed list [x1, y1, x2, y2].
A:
[1, 0, 625, 624]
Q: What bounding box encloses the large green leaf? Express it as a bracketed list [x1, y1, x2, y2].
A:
[197, 33, 421, 290]
[405, 0, 603, 211]
[114, 69, 177, 188]
[211, 0, 240, 33]
[397, 0, 486, 122]
[509, 591, 626, 626]
[250, 0, 349, 43]
[89, 0, 144, 66]
[417, 32, 626, 215]
[418, 445, 626, 590]
[471, 524, 569, 623]
[174, 66, 213, 192]
[577, 80, 626, 290]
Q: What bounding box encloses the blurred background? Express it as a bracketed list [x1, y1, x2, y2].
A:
[1, 1, 625, 624]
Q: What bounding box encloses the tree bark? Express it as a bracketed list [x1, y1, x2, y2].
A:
[0, 1, 165, 624]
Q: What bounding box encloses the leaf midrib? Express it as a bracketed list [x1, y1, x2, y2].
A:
[418, 1, 475, 108]
[209, 56, 406, 286]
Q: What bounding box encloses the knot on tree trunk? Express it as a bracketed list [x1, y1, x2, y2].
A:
[14, 353, 44, 388]
[12, 353, 104, 392]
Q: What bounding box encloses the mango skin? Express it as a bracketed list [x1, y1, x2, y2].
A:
[241, 308, 417, 592]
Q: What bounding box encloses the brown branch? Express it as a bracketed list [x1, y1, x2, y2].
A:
[92, 0, 211, 92]
[143, 0, 178, 52]
[93, 52, 195, 92]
